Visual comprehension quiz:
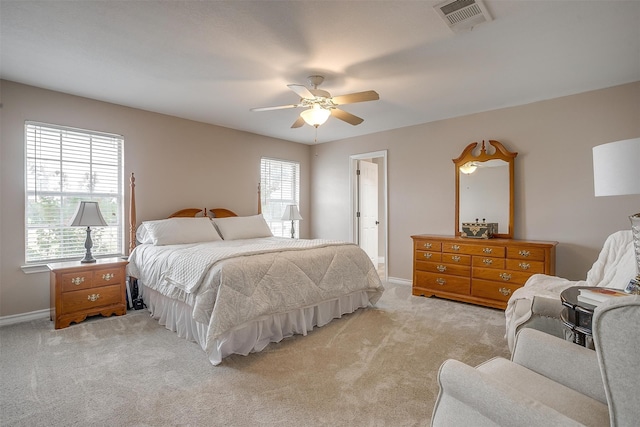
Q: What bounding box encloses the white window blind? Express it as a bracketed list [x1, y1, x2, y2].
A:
[260, 157, 300, 238]
[25, 122, 124, 263]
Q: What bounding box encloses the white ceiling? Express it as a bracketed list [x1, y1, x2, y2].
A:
[2, 1, 639, 145]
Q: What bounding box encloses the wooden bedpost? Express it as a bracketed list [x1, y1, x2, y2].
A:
[129, 173, 136, 255]
[257, 182, 262, 214]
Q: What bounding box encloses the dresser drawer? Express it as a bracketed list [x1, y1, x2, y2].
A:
[416, 261, 470, 277]
[59, 284, 124, 315]
[441, 253, 471, 266]
[473, 267, 533, 286]
[472, 256, 505, 269]
[414, 240, 442, 252]
[415, 251, 442, 262]
[443, 242, 506, 257]
[505, 259, 545, 274]
[415, 271, 470, 295]
[471, 279, 520, 303]
[507, 247, 546, 261]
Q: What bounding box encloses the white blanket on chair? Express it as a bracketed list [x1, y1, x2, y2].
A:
[504, 230, 636, 346]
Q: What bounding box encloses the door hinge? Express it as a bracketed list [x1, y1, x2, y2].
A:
[356, 169, 361, 175]
[356, 212, 360, 218]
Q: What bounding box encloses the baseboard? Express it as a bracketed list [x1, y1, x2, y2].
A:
[388, 277, 412, 286]
[0, 308, 49, 327]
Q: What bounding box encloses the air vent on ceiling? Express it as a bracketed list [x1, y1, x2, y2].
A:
[434, 0, 492, 32]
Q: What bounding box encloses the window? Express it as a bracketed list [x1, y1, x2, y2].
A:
[25, 122, 124, 263]
[260, 157, 300, 238]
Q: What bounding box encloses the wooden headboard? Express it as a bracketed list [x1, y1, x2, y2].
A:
[128, 173, 262, 254]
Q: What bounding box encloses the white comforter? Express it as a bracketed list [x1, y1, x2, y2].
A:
[127, 237, 384, 352]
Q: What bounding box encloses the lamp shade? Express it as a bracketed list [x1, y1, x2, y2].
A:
[69, 201, 108, 227]
[593, 137, 640, 197]
[300, 104, 331, 127]
[281, 205, 303, 221]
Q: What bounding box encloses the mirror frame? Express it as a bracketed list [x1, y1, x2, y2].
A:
[453, 140, 518, 239]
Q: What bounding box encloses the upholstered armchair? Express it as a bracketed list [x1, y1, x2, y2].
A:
[504, 230, 635, 352]
[431, 295, 640, 426]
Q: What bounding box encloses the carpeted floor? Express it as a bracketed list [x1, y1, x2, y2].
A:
[0, 283, 509, 426]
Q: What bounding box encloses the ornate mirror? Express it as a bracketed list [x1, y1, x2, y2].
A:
[453, 140, 517, 239]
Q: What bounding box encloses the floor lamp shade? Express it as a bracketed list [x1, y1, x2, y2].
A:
[592, 137, 640, 287]
[592, 138, 640, 197]
[69, 201, 108, 263]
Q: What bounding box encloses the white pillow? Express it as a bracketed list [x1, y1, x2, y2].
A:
[142, 217, 222, 245]
[213, 214, 273, 240]
[136, 224, 153, 244]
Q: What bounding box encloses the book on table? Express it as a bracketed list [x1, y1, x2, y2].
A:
[577, 288, 631, 306]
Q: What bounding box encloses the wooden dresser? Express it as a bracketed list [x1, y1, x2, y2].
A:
[412, 235, 557, 309]
[49, 257, 128, 329]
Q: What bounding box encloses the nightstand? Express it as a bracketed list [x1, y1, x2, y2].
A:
[48, 257, 128, 329]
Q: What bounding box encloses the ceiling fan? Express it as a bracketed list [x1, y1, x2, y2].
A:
[251, 75, 379, 128]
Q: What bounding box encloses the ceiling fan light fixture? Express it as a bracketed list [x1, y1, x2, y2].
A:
[300, 104, 331, 127]
[460, 161, 478, 174]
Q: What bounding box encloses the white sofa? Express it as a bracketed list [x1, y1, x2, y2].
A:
[504, 230, 636, 352]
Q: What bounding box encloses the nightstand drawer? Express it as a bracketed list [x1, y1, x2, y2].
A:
[59, 284, 123, 315]
[61, 271, 95, 291]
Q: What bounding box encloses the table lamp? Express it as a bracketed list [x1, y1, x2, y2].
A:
[69, 201, 108, 263]
[593, 137, 640, 289]
[281, 205, 303, 239]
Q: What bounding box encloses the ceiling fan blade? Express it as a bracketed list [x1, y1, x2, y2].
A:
[250, 104, 300, 112]
[331, 90, 379, 105]
[331, 108, 364, 126]
[291, 116, 305, 128]
[287, 84, 315, 99]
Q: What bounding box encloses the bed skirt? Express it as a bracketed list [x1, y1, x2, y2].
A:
[141, 285, 373, 365]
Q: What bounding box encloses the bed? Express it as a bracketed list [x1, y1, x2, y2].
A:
[125, 174, 384, 365]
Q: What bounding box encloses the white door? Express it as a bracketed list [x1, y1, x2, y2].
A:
[358, 160, 379, 266]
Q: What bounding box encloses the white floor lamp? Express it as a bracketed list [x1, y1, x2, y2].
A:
[593, 137, 640, 290]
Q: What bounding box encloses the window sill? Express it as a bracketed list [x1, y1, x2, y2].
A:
[21, 264, 50, 274]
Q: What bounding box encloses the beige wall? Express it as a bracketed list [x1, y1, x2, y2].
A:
[2, 80, 639, 318]
[311, 82, 640, 282]
[0, 80, 311, 317]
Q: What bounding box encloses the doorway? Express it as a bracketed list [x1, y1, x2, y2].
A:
[349, 150, 388, 282]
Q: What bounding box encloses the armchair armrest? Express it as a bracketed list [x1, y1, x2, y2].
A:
[512, 328, 606, 404]
[432, 359, 583, 427]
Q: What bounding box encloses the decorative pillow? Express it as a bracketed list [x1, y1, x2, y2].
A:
[142, 217, 222, 245]
[212, 214, 273, 240]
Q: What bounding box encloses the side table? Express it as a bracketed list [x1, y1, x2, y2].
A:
[49, 257, 128, 329]
[560, 286, 599, 347]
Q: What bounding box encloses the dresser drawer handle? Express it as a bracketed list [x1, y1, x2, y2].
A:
[423, 243, 432, 249]
[498, 287, 512, 296]
[87, 293, 101, 302]
[451, 245, 460, 251]
[102, 273, 115, 281]
[437, 265, 447, 272]
[436, 278, 446, 285]
[482, 247, 493, 254]
[499, 273, 512, 281]
[518, 262, 531, 270]
[519, 250, 531, 257]
[482, 258, 493, 265]
[423, 253, 432, 259]
[451, 256, 461, 262]
[71, 277, 85, 286]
